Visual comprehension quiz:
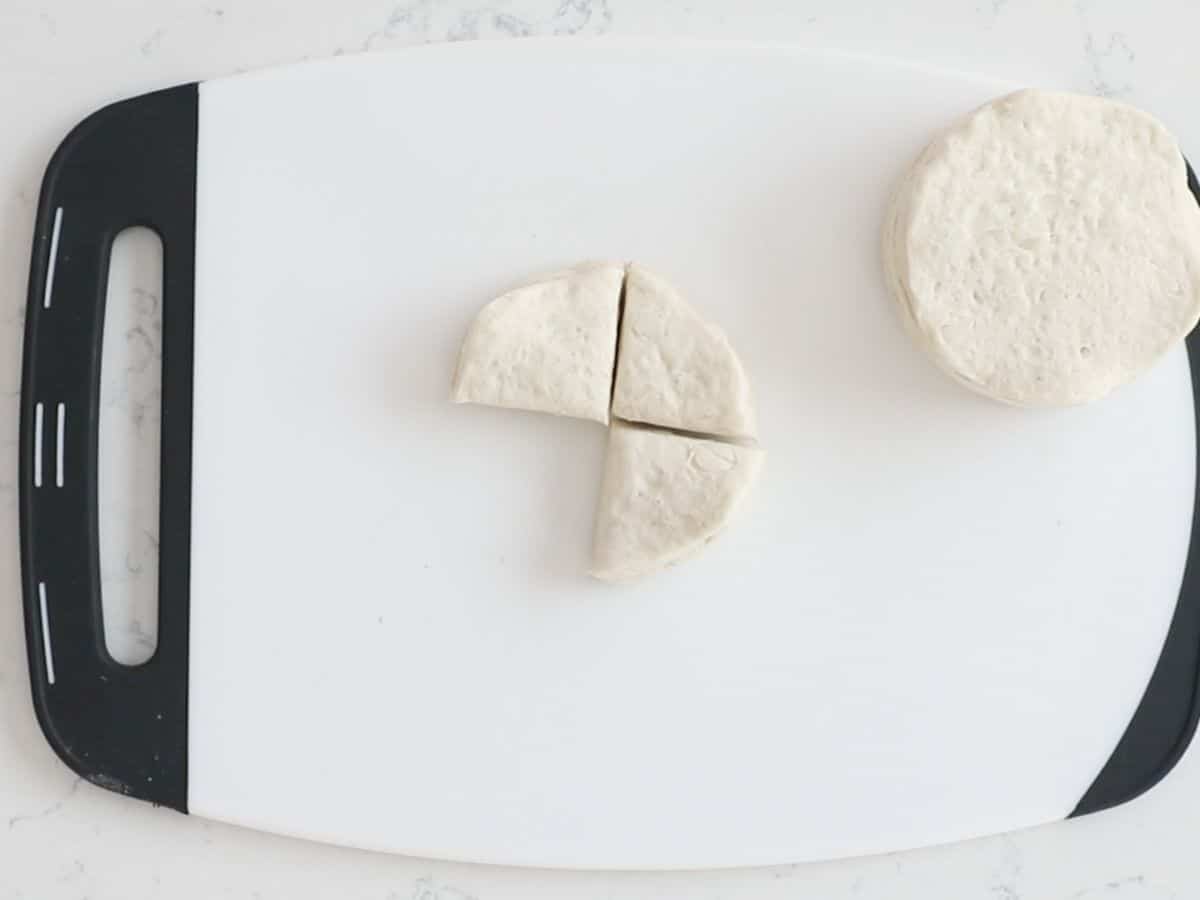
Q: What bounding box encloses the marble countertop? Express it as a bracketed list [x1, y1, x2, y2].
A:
[3, 1, 1200, 897]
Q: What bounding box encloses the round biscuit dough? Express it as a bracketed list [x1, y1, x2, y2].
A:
[886, 89, 1200, 406]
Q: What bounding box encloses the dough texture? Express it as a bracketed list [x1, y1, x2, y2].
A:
[452, 262, 624, 423]
[611, 264, 757, 438]
[591, 420, 763, 583]
[885, 89, 1200, 406]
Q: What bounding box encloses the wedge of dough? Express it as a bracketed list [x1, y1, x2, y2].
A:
[452, 262, 624, 423]
[591, 421, 763, 583]
[612, 264, 757, 439]
[885, 89, 1200, 407]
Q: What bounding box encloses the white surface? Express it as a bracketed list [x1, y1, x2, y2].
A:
[186, 41, 1193, 868]
[5, 0, 1200, 896]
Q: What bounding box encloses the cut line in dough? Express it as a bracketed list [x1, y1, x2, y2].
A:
[610, 415, 760, 449]
[611, 264, 757, 439]
[452, 260, 763, 583]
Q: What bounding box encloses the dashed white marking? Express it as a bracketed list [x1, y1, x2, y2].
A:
[33, 402, 43, 488]
[38, 582, 56, 685]
[43, 207, 63, 309]
[55, 403, 65, 487]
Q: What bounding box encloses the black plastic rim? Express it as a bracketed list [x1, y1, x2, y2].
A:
[19, 83, 197, 810]
[1071, 164, 1200, 816]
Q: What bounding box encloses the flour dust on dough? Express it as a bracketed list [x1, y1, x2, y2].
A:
[591, 420, 763, 583]
[451, 261, 624, 423]
[885, 89, 1200, 407]
[611, 264, 757, 439]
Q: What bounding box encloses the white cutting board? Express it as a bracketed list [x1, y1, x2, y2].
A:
[33, 39, 1198, 868]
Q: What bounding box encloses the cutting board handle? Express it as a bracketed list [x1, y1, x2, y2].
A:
[18, 84, 199, 810]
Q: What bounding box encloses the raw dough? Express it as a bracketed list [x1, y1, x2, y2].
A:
[611, 264, 757, 438]
[591, 420, 763, 583]
[452, 262, 624, 423]
[884, 89, 1200, 406]
[453, 260, 764, 583]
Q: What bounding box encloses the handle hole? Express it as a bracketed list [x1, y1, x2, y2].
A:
[99, 226, 163, 666]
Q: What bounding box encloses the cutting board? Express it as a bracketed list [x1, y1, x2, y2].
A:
[20, 39, 1200, 869]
